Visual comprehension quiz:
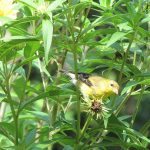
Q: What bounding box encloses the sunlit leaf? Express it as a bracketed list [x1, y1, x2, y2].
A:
[42, 19, 53, 64]
[47, 0, 66, 12]
[107, 32, 129, 47]
[12, 76, 26, 100]
[19, 0, 38, 9]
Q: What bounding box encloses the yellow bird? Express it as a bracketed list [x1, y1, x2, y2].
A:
[60, 70, 119, 101]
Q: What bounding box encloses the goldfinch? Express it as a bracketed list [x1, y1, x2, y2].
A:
[60, 70, 119, 101]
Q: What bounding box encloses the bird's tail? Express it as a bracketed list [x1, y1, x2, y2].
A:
[60, 69, 77, 84]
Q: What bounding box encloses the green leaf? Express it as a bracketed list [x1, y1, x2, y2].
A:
[42, 19, 53, 64]
[140, 121, 150, 136]
[105, 119, 150, 148]
[0, 42, 20, 61]
[0, 93, 7, 102]
[121, 81, 137, 95]
[18, 85, 75, 113]
[6, 16, 40, 28]
[113, 0, 130, 8]
[0, 122, 15, 143]
[63, 145, 73, 150]
[14, 67, 26, 78]
[46, 134, 75, 146]
[47, 0, 66, 12]
[24, 42, 40, 58]
[84, 59, 130, 76]
[134, 72, 150, 78]
[137, 27, 150, 38]
[19, 0, 38, 9]
[1, 35, 39, 42]
[99, 0, 114, 8]
[12, 76, 26, 100]
[13, 55, 38, 71]
[139, 79, 150, 85]
[126, 128, 150, 144]
[24, 129, 36, 147]
[103, 113, 111, 129]
[141, 15, 150, 24]
[18, 91, 50, 113]
[107, 32, 129, 47]
[127, 64, 141, 75]
[28, 111, 50, 122]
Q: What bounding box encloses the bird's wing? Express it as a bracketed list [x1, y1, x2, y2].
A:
[60, 70, 93, 86]
[78, 73, 93, 87]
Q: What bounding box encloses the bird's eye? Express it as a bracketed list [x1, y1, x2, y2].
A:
[110, 83, 114, 87]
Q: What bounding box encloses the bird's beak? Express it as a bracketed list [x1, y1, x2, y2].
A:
[113, 88, 119, 95]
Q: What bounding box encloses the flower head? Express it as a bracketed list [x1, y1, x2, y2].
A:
[0, 0, 18, 26]
[37, 2, 49, 14]
[82, 98, 110, 119]
[0, 0, 17, 18]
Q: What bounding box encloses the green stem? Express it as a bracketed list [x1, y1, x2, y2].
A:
[73, 47, 81, 147]
[80, 113, 92, 140]
[116, 32, 136, 114]
[36, 52, 52, 150]
[52, 49, 68, 124]
[75, 6, 91, 43]
[65, 5, 91, 149]
[17, 62, 32, 122]
[115, 87, 135, 115]
[65, 7, 81, 148]
[118, 35, 135, 84]
[133, 50, 137, 65]
[5, 76, 18, 145]
[0, 102, 6, 121]
[51, 103, 59, 125]
[130, 86, 144, 127]
[36, 51, 50, 113]
[1, 30, 18, 145]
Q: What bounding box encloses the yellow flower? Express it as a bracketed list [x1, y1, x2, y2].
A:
[0, 0, 17, 25]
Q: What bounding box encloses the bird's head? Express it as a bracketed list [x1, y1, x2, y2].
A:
[107, 80, 119, 95]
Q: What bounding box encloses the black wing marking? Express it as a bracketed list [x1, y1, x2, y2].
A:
[78, 73, 93, 86]
[60, 70, 93, 86]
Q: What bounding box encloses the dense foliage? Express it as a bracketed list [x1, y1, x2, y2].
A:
[0, 0, 149, 149]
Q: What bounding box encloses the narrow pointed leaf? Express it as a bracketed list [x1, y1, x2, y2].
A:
[42, 19, 53, 64]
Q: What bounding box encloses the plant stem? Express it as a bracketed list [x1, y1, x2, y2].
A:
[52, 49, 68, 124]
[80, 113, 92, 140]
[133, 50, 137, 65]
[37, 51, 50, 113]
[5, 75, 18, 145]
[0, 102, 6, 122]
[0, 80, 7, 121]
[72, 47, 81, 148]
[65, 7, 81, 148]
[118, 35, 135, 84]
[130, 86, 144, 127]
[75, 6, 91, 43]
[65, 4, 91, 148]
[36, 52, 52, 150]
[117, 32, 136, 114]
[115, 87, 135, 115]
